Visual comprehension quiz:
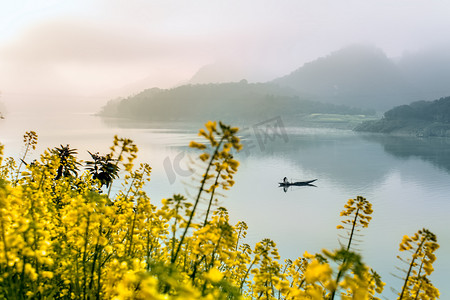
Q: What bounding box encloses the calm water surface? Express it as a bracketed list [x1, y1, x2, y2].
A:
[1, 111, 449, 298]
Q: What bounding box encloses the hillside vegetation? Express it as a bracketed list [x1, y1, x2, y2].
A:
[273, 45, 407, 110]
[273, 44, 450, 110]
[101, 44, 450, 120]
[355, 96, 450, 136]
[99, 81, 373, 124]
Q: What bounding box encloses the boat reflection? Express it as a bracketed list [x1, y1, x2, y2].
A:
[278, 177, 317, 192]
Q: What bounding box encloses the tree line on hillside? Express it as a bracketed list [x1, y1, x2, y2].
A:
[384, 97, 450, 122]
[99, 81, 374, 123]
[188, 45, 450, 111]
[273, 45, 450, 110]
[355, 96, 450, 136]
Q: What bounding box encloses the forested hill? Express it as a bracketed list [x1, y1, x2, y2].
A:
[99, 81, 373, 123]
[272, 44, 450, 111]
[272, 45, 409, 110]
[355, 96, 450, 137]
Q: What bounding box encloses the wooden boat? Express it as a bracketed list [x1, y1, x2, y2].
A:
[278, 178, 317, 187]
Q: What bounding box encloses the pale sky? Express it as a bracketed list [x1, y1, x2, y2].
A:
[1, 0, 450, 112]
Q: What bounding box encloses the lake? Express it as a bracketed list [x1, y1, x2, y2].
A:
[1, 111, 449, 298]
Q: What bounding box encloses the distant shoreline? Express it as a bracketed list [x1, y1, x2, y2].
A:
[354, 96, 450, 138]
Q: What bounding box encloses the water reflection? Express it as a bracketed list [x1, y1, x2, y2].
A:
[1, 113, 450, 298]
[361, 134, 450, 174]
[235, 129, 395, 194]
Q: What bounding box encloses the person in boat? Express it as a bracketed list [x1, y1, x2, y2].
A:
[280, 177, 317, 187]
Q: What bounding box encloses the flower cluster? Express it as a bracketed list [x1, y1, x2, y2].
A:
[0, 122, 441, 299]
[397, 229, 440, 299]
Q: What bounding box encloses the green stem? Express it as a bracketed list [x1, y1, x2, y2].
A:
[400, 238, 426, 300]
[330, 208, 360, 300]
[413, 260, 425, 300]
[82, 213, 91, 300]
[38, 170, 46, 192]
[146, 228, 152, 271]
[124, 175, 137, 201]
[0, 219, 10, 267]
[96, 250, 102, 300]
[240, 257, 258, 292]
[15, 143, 30, 185]
[18, 254, 26, 297]
[346, 208, 360, 252]
[107, 148, 124, 198]
[89, 224, 103, 295]
[29, 195, 41, 291]
[207, 231, 224, 270]
[203, 169, 222, 227]
[171, 137, 225, 264]
[190, 254, 206, 283]
[127, 209, 138, 256]
[170, 204, 179, 262]
[235, 227, 243, 251]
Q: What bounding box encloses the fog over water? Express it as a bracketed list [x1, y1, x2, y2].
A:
[2, 1, 450, 113]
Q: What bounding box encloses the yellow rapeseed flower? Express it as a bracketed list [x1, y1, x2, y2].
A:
[205, 267, 224, 283]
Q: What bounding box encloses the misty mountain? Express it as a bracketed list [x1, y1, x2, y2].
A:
[355, 96, 450, 137]
[272, 45, 412, 110]
[189, 61, 276, 84]
[100, 44, 450, 124]
[189, 62, 251, 84]
[99, 81, 372, 124]
[397, 46, 450, 100]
